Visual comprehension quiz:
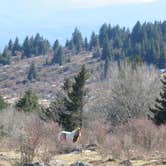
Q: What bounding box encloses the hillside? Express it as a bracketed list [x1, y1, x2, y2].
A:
[0, 51, 99, 104]
[0, 20, 166, 105]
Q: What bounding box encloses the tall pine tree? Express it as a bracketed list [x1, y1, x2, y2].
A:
[149, 75, 166, 125]
[8, 39, 13, 51]
[62, 65, 89, 130]
[12, 37, 21, 55]
[72, 28, 83, 53]
[101, 39, 111, 60]
[23, 36, 31, 58]
[53, 39, 59, 52]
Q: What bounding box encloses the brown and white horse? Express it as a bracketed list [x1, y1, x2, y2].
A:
[58, 127, 81, 143]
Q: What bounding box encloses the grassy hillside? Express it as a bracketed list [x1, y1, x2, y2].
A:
[0, 51, 99, 104]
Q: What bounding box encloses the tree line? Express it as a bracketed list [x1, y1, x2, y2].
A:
[0, 21, 165, 68]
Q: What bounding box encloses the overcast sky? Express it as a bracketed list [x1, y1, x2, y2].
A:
[0, 0, 165, 50]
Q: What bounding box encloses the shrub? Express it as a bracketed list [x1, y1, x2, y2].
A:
[16, 90, 39, 112]
[81, 118, 166, 159]
[0, 95, 8, 111]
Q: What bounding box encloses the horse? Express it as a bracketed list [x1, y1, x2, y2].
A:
[58, 127, 81, 144]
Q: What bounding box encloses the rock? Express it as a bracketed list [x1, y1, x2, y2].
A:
[23, 162, 45, 166]
[84, 144, 97, 151]
[119, 160, 133, 166]
[70, 161, 92, 166]
[33, 162, 44, 166]
[70, 148, 82, 154]
[23, 163, 34, 166]
[54, 160, 68, 166]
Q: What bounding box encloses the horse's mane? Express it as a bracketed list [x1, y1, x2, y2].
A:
[73, 127, 81, 143]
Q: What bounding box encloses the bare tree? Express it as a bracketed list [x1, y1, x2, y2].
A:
[84, 62, 161, 125]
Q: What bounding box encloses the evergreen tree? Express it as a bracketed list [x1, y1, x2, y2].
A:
[62, 65, 89, 130]
[99, 23, 109, 47]
[27, 62, 37, 81]
[58, 47, 64, 66]
[89, 32, 99, 50]
[131, 21, 142, 43]
[52, 46, 64, 65]
[32, 33, 50, 55]
[34, 33, 42, 55]
[8, 39, 13, 51]
[29, 36, 35, 54]
[0, 47, 11, 65]
[53, 40, 59, 52]
[84, 37, 89, 51]
[68, 40, 75, 51]
[16, 90, 39, 112]
[72, 28, 83, 52]
[23, 36, 31, 58]
[0, 95, 8, 111]
[40, 40, 50, 55]
[101, 39, 111, 60]
[44, 95, 65, 123]
[12, 37, 21, 55]
[149, 75, 166, 125]
[158, 44, 166, 68]
[63, 78, 72, 92]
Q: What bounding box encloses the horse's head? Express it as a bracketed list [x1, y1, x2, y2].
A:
[73, 127, 81, 143]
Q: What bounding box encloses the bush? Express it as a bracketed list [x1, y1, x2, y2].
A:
[0, 95, 8, 111]
[81, 118, 166, 159]
[105, 119, 166, 159]
[16, 90, 39, 112]
[18, 118, 61, 164]
[0, 109, 62, 164]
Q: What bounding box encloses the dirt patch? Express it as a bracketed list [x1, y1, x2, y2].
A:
[0, 160, 11, 166]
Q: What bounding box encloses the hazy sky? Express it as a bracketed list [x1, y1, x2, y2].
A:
[0, 0, 165, 50]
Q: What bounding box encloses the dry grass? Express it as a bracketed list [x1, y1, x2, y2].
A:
[0, 150, 166, 166]
[0, 52, 96, 102]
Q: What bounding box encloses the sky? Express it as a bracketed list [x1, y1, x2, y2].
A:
[0, 0, 165, 51]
